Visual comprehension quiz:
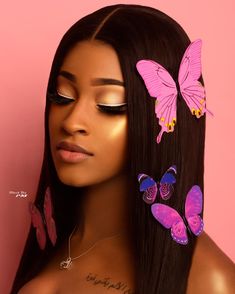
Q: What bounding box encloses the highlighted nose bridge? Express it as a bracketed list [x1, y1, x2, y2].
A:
[62, 91, 92, 133]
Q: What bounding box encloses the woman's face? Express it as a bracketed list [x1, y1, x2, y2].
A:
[48, 40, 128, 187]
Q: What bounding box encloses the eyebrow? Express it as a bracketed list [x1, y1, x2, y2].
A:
[58, 70, 125, 87]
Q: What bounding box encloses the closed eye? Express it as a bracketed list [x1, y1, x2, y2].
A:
[96, 103, 127, 114]
[47, 91, 75, 104]
[47, 92, 127, 114]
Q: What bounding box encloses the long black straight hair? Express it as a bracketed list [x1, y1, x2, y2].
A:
[11, 4, 206, 293]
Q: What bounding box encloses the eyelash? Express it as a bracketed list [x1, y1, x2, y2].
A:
[47, 92, 127, 114]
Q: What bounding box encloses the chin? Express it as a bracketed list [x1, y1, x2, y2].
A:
[57, 173, 91, 187]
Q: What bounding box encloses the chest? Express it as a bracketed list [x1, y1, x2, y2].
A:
[20, 248, 135, 294]
[23, 262, 134, 294]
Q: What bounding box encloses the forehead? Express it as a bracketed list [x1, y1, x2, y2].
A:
[59, 40, 123, 81]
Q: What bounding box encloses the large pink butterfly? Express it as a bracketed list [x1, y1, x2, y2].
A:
[151, 185, 204, 245]
[29, 186, 57, 250]
[136, 39, 213, 143]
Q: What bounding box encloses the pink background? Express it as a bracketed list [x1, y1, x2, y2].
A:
[1, 1, 234, 293]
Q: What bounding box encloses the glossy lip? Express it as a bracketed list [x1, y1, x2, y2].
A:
[56, 141, 93, 155]
[56, 148, 91, 163]
[56, 141, 93, 163]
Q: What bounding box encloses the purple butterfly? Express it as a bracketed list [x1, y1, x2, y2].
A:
[136, 39, 214, 143]
[138, 165, 177, 203]
[151, 185, 204, 245]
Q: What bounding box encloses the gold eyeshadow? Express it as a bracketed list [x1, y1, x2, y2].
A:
[55, 87, 125, 105]
[95, 89, 125, 105]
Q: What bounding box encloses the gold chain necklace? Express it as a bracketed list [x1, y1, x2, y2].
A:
[60, 225, 124, 269]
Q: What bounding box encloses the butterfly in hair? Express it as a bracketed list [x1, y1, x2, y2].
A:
[151, 185, 204, 244]
[138, 165, 177, 203]
[136, 39, 214, 143]
[28, 186, 57, 250]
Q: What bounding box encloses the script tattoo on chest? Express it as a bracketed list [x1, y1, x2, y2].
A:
[85, 272, 135, 294]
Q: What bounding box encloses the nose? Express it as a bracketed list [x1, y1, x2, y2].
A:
[61, 95, 91, 136]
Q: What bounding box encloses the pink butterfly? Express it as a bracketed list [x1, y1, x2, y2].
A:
[29, 186, 57, 250]
[136, 39, 213, 143]
[151, 185, 204, 245]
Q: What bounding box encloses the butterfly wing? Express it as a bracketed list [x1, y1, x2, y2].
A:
[43, 187, 57, 246]
[185, 185, 204, 236]
[151, 203, 188, 244]
[138, 173, 158, 204]
[178, 39, 213, 118]
[159, 165, 177, 200]
[136, 60, 178, 143]
[29, 202, 46, 250]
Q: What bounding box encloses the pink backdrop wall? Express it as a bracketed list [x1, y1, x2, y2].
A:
[1, 0, 234, 293]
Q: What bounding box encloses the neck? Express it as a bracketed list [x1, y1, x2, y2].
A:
[74, 171, 132, 244]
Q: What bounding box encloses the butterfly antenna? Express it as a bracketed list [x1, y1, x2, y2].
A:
[206, 107, 214, 117]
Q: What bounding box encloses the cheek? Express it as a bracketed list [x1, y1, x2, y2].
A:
[48, 106, 64, 136]
[48, 111, 58, 143]
[48, 107, 65, 158]
[97, 117, 128, 165]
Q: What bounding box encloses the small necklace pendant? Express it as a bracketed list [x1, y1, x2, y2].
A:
[60, 257, 72, 269]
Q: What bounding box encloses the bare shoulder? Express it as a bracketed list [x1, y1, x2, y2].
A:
[187, 231, 235, 294]
[17, 276, 55, 294]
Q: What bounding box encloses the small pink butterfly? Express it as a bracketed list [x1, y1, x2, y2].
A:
[136, 39, 213, 143]
[29, 186, 57, 250]
[151, 185, 204, 245]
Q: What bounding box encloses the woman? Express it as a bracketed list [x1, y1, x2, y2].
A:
[11, 4, 235, 294]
